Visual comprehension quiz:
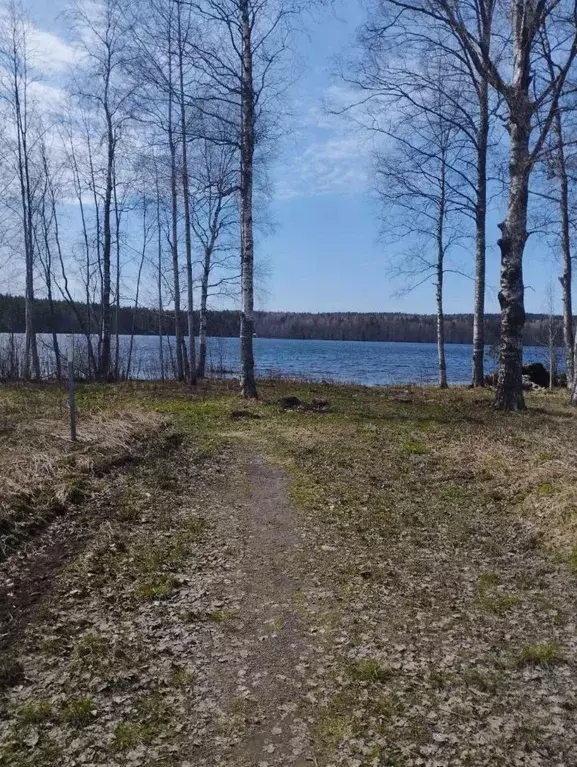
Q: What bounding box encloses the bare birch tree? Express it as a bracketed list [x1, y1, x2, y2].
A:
[36, 140, 62, 380]
[188, 0, 309, 397]
[540, 35, 577, 390]
[190, 139, 239, 377]
[60, 123, 100, 378]
[376, 85, 469, 388]
[348, 5, 497, 387]
[0, 1, 41, 379]
[69, 0, 135, 380]
[357, 0, 577, 409]
[129, 0, 189, 380]
[175, 0, 197, 385]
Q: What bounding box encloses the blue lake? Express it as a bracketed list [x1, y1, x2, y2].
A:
[190, 337, 556, 386]
[0, 334, 559, 386]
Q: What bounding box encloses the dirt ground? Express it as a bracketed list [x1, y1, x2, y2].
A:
[2, 381, 577, 766]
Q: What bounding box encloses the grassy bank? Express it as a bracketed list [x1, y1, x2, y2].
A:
[2, 380, 577, 765]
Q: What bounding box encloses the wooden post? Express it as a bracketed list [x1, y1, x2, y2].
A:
[68, 342, 77, 443]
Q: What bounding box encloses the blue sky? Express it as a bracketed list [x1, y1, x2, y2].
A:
[29, 0, 559, 316]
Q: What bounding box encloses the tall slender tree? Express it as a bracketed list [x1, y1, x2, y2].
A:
[541, 34, 577, 390]
[191, 139, 239, 378]
[375, 84, 468, 388]
[175, 0, 196, 384]
[356, 0, 577, 409]
[189, 0, 307, 397]
[0, 1, 41, 379]
[70, 0, 135, 380]
[129, 0, 188, 379]
[346, 11, 497, 387]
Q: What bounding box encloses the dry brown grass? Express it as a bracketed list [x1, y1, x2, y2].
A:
[0, 383, 166, 558]
[427, 390, 577, 555]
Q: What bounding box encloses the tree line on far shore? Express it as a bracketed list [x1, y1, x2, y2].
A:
[0, 294, 562, 348]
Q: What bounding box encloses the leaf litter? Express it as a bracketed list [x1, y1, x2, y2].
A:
[1, 382, 577, 766]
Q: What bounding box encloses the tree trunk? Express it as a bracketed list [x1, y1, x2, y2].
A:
[126, 254, 145, 381]
[494, 119, 528, 411]
[239, 0, 257, 398]
[156, 174, 165, 382]
[113, 180, 122, 380]
[68, 139, 96, 378]
[437, 159, 448, 389]
[554, 110, 574, 389]
[47, 286, 61, 381]
[13, 65, 39, 380]
[471, 76, 488, 387]
[24, 161, 39, 380]
[86, 132, 103, 369]
[177, 2, 196, 386]
[168, 37, 184, 382]
[39, 197, 62, 380]
[24, 249, 39, 380]
[570, 336, 577, 404]
[549, 313, 555, 390]
[436, 271, 447, 389]
[100, 110, 114, 381]
[198, 246, 211, 378]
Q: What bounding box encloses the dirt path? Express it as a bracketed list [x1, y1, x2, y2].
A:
[199, 452, 314, 767]
[0, 438, 320, 766]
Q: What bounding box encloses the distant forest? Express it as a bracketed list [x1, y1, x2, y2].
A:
[0, 294, 559, 347]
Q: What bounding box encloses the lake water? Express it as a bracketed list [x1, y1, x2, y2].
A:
[0, 334, 559, 386]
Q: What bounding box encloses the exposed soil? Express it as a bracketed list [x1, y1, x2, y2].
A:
[0, 429, 321, 766]
[220, 453, 312, 767]
[0, 524, 89, 672]
[0, 431, 181, 667]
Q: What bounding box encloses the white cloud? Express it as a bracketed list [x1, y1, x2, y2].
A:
[0, 7, 79, 74]
[29, 80, 68, 111]
[276, 135, 370, 200]
[28, 27, 79, 73]
[274, 83, 375, 200]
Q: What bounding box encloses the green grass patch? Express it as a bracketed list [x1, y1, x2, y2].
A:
[60, 697, 97, 727]
[18, 700, 54, 724]
[537, 482, 558, 496]
[314, 713, 353, 752]
[136, 691, 174, 723]
[207, 610, 237, 622]
[110, 722, 161, 752]
[348, 658, 393, 683]
[475, 573, 520, 614]
[401, 441, 429, 456]
[169, 668, 195, 687]
[137, 576, 177, 600]
[476, 572, 502, 590]
[517, 643, 565, 667]
[480, 593, 520, 615]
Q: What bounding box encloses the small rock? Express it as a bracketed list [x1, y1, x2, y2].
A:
[279, 396, 301, 410]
